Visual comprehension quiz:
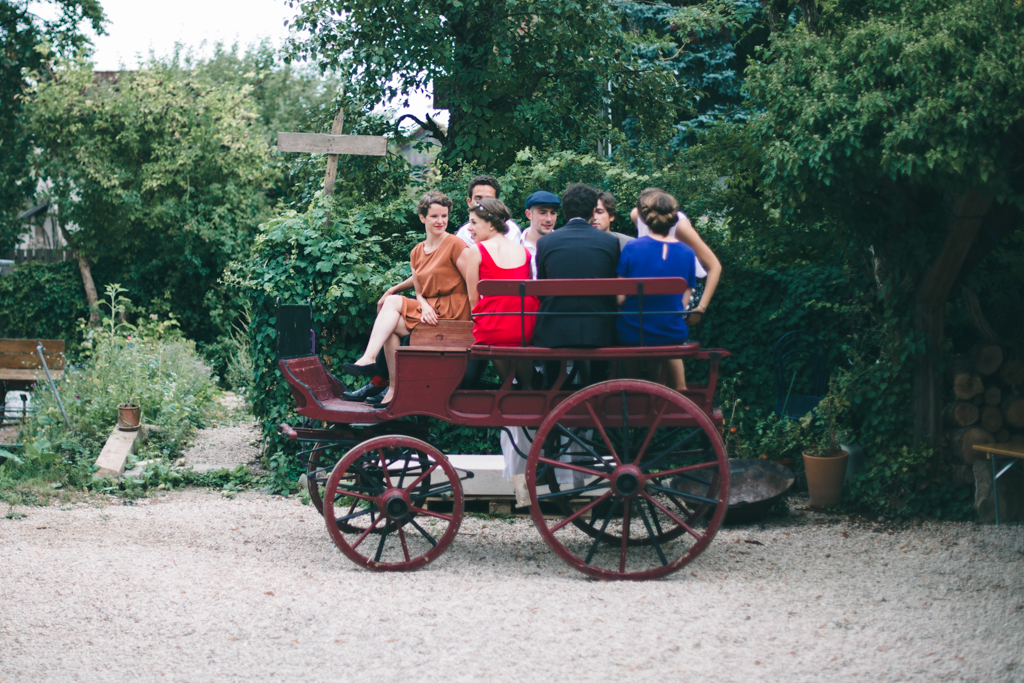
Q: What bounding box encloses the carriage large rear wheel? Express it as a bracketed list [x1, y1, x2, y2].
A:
[526, 380, 729, 581]
[323, 435, 464, 572]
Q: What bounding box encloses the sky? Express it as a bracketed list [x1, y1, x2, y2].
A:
[30, 0, 444, 126]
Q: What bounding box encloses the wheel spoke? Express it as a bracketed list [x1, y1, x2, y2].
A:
[549, 491, 614, 533]
[585, 501, 616, 565]
[410, 483, 455, 502]
[642, 428, 704, 471]
[641, 491, 702, 541]
[645, 498, 665, 538]
[645, 481, 719, 506]
[633, 398, 670, 466]
[620, 390, 630, 463]
[337, 506, 377, 523]
[374, 521, 392, 562]
[379, 449, 395, 488]
[408, 506, 454, 522]
[537, 481, 610, 501]
[408, 518, 439, 547]
[553, 424, 614, 471]
[332, 486, 377, 502]
[649, 460, 721, 479]
[619, 500, 631, 573]
[635, 499, 668, 566]
[537, 456, 609, 480]
[583, 400, 621, 466]
[350, 513, 386, 550]
[397, 526, 412, 563]
[402, 462, 439, 494]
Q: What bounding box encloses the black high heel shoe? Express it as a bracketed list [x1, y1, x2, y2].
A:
[342, 361, 377, 378]
[342, 381, 387, 402]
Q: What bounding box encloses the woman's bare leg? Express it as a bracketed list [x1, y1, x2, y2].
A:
[355, 295, 406, 366]
[379, 319, 410, 403]
[668, 359, 687, 391]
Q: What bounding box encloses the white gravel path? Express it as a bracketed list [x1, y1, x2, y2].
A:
[1, 490, 1021, 683]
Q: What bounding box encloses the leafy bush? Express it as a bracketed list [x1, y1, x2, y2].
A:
[3, 291, 219, 489]
[0, 260, 89, 352]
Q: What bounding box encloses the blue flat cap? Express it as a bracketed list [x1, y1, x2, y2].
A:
[525, 190, 561, 209]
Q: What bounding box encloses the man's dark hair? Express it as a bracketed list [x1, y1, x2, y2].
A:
[468, 175, 501, 198]
[560, 184, 600, 221]
[597, 190, 616, 217]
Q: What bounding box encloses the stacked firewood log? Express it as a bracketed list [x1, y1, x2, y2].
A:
[947, 342, 1024, 463]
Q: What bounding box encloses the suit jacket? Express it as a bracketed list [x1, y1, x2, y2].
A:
[533, 218, 621, 347]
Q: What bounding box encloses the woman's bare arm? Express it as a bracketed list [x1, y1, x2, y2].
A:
[461, 246, 482, 309]
[674, 216, 721, 319]
[376, 275, 415, 312]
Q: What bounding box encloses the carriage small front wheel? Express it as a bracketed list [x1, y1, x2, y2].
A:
[323, 435, 464, 572]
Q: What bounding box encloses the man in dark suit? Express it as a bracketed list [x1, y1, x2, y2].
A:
[533, 183, 621, 348]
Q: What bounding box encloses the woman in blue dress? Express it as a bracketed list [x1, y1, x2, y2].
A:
[616, 190, 696, 390]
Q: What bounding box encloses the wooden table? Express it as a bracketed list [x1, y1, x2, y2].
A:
[972, 442, 1024, 524]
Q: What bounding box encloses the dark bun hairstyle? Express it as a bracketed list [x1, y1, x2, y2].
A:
[636, 188, 678, 236]
[469, 197, 511, 234]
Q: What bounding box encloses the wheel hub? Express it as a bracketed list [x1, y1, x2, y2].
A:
[610, 465, 643, 499]
[380, 489, 411, 520]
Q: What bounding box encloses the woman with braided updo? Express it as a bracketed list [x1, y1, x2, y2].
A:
[616, 189, 696, 390]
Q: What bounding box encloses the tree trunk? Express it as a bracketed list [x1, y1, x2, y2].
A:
[953, 372, 984, 400]
[980, 406, 1003, 434]
[1000, 359, 1024, 386]
[943, 402, 979, 428]
[1002, 394, 1024, 430]
[914, 189, 992, 447]
[57, 211, 100, 326]
[950, 426, 994, 464]
[970, 342, 1004, 376]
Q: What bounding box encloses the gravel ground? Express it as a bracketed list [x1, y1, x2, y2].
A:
[1, 489, 1021, 683]
[180, 424, 261, 471]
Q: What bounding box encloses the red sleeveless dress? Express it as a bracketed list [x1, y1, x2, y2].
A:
[472, 243, 540, 346]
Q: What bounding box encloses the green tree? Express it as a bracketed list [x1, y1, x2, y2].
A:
[26, 59, 275, 351]
[742, 0, 1024, 445]
[289, 0, 686, 168]
[0, 0, 105, 250]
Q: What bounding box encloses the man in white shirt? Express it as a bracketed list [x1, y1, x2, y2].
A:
[454, 175, 521, 246]
[517, 190, 560, 279]
[500, 189, 562, 507]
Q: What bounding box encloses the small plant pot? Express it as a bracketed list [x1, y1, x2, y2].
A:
[117, 404, 142, 431]
[802, 449, 849, 509]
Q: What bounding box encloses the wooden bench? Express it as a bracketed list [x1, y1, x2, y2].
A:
[972, 442, 1024, 525]
[0, 339, 65, 386]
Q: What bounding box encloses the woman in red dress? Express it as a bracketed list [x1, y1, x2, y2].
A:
[464, 197, 540, 385]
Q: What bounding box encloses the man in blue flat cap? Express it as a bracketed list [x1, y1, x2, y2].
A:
[518, 190, 560, 279]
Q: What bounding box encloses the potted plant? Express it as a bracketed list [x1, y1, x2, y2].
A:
[118, 396, 142, 431]
[801, 376, 851, 508]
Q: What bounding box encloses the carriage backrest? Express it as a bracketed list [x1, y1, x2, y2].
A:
[276, 302, 314, 360]
[476, 277, 689, 298]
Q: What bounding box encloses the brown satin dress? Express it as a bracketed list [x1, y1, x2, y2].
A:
[401, 233, 470, 330]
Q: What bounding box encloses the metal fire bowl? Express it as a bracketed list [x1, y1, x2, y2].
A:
[670, 458, 795, 524]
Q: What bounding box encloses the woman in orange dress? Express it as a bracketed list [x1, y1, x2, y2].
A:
[464, 197, 540, 386]
[343, 191, 470, 406]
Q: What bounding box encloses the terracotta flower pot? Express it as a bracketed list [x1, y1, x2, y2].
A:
[802, 449, 849, 509]
[117, 404, 141, 431]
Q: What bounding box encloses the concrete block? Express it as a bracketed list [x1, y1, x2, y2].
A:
[444, 455, 510, 496]
[94, 428, 140, 479]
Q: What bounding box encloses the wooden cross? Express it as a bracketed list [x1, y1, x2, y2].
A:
[277, 110, 388, 198]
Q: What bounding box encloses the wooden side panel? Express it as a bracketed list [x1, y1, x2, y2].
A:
[408, 320, 475, 350]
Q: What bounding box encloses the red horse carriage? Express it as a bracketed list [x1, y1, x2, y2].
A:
[277, 277, 731, 581]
